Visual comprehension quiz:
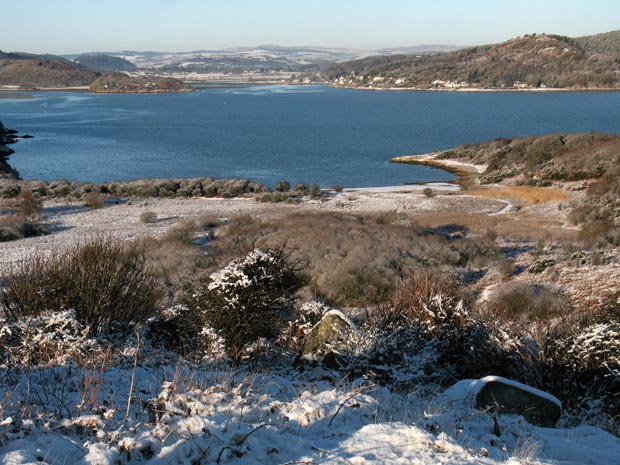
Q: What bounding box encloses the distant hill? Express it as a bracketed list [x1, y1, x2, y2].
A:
[71, 44, 461, 72]
[0, 50, 187, 92]
[74, 54, 137, 71]
[0, 54, 99, 88]
[322, 31, 620, 90]
[575, 30, 620, 56]
[89, 73, 190, 93]
[376, 45, 462, 55]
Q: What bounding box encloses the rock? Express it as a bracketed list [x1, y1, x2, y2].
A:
[301, 310, 353, 368]
[0, 121, 21, 179]
[475, 376, 562, 427]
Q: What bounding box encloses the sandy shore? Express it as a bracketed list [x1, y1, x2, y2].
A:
[391, 152, 486, 181]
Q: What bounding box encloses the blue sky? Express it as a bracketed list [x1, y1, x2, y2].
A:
[3, 0, 620, 54]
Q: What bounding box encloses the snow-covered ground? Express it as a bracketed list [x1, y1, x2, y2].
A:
[1, 359, 619, 465]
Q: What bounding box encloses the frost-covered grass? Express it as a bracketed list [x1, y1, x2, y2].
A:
[1, 241, 619, 463]
[1, 302, 619, 464]
[1, 356, 620, 465]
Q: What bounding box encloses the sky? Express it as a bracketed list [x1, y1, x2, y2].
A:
[3, 0, 620, 54]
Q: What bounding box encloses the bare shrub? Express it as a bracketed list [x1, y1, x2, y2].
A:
[483, 281, 569, 322]
[0, 309, 100, 366]
[83, 191, 106, 209]
[422, 187, 435, 198]
[0, 215, 47, 242]
[275, 180, 291, 192]
[136, 235, 212, 305]
[164, 220, 198, 245]
[0, 187, 47, 242]
[196, 214, 220, 229]
[139, 211, 158, 224]
[542, 321, 620, 435]
[187, 246, 304, 360]
[209, 212, 497, 307]
[309, 184, 322, 199]
[0, 237, 161, 335]
[12, 187, 42, 219]
[496, 257, 516, 277]
[346, 270, 524, 388]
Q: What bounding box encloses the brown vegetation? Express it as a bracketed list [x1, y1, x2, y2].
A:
[1, 237, 160, 335]
[0, 57, 99, 87]
[323, 32, 620, 89]
[89, 73, 190, 93]
[208, 211, 498, 306]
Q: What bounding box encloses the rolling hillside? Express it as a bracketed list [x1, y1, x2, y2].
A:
[322, 31, 620, 90]
[0, 52, 99, 88]
[74, 54, 137, 71]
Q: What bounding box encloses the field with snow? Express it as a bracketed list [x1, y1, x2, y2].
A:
[2, 349, 619, 465]
[1, 183, 619, 465]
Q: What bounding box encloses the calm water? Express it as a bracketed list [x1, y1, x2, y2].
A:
[2, 86, 620, 187]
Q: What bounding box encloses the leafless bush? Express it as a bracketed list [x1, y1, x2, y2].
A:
[136, 235, 212, 304]
[483, 281, 569, 322]
[83, 191, 106, 209]
[422, 187, 435, 198]
[345, 270, 525, 388]
[209, 212, 497, 307]
[139, 210, 158, 224]
[164, 220, 198, 245]
[0, 237, 161, 335]
[0, 187, 47, 242]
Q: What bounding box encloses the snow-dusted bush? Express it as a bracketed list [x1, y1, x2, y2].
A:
[343, 269, 528, 388]
[0, 237, 161, 335]
[0, 310, 100, 366]
[484, 281, 568, 322]
[145, 304, 228, 360]
[188, 247, 303, 360]
[543, 321, 620, 433]
[298, 301, 330, 328]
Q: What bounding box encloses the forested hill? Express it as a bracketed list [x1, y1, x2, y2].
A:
[74, 54, 137, 72]
[0, 50, 187, 92]
[0, 52, 100, 87]
[320, 31, 620, 90]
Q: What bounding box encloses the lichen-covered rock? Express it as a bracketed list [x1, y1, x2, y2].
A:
[475, 376, 562, 427]
[301, 310, 353, 368]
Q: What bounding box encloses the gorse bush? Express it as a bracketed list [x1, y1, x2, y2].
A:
[0, 187, 47, 242]
[0, 309, 99, 366]
[188, 246, 304, 360]
[0, 237, 161, 335]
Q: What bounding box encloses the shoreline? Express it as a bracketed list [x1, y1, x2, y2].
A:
[328, 83, 620, 93]
[391, 152, 484, 185]
[5, 82, 620, 95]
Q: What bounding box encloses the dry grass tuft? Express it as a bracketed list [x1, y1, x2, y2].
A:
[465, 186, 570, 205]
